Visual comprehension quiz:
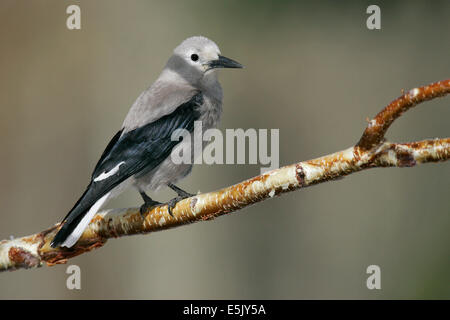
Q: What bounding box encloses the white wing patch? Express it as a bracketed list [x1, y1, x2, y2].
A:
[94, 161, 125, 182]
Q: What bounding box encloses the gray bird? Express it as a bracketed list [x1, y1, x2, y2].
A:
[51, 36, 242, 248]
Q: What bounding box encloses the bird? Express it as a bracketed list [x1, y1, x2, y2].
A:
[50, 36, 243, 248]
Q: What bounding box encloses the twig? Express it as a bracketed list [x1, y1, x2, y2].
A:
[1, 79, 449, 272]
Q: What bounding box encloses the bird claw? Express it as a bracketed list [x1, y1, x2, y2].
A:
[166, 193, 194, 216]
[139, 200, 162, 219]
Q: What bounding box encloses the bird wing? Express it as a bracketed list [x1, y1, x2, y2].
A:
[51, 92, 202, 246]
[121, 80, 199, 132]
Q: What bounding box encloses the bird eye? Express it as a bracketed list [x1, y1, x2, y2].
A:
[191, 54, 199, 62]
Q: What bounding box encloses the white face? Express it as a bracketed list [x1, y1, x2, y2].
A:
[185, 44, 221, 73]
[169, 36, 242, 84]
[174, 36, 221, 75]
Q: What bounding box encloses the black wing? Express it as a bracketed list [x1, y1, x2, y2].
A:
[51, 93, 203, 247]
[93, 128, 123, 175]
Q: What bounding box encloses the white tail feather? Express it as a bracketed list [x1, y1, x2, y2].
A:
[61, 192, 110, 248]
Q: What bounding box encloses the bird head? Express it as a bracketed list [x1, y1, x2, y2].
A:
[165, 36, 243, 85]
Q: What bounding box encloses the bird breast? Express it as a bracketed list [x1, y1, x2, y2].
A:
[132, 91, 222, 192]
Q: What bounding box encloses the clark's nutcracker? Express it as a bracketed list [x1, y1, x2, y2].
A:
[51, 36, 242, 248]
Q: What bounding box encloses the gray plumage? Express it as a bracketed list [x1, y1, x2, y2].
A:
[51, 36, 242, 248]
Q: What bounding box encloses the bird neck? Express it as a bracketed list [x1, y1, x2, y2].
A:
[158, 68, 222, 101]
[201, 71, 223, 102]
[200, 70, 219, 87]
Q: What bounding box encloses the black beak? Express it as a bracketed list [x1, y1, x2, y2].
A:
[207, 55, 243, 70]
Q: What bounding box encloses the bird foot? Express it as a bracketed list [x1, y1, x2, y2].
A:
[168, 183, 196, 198]
[166, 193, 195, 216]
[139, 199, 162, 219]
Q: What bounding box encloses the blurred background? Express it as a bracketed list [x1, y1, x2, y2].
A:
[0, 0, 449, 299]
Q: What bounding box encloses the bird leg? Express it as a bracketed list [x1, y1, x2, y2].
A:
[139, 191, 162, 218]
[166, 183, 196, 216]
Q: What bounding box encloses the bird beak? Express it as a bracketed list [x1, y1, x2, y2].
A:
[207, 55, 243, 70]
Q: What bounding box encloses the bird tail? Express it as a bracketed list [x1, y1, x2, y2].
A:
[51, 188, 110, 248]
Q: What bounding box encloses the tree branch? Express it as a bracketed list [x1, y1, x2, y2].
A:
[1, 79, 449, 272]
